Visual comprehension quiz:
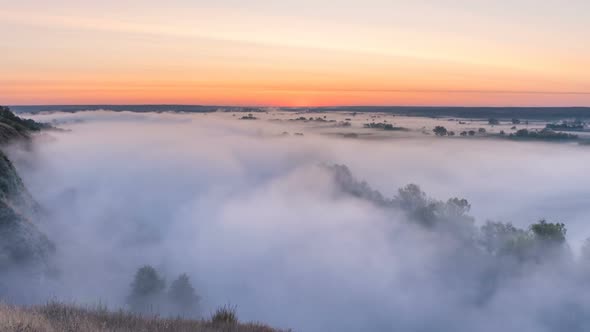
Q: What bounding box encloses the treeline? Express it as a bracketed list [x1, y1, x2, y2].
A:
[509, 128, 578, 140]
[328, 164, 586, 269]
[304, 106, 590, 119]
[364, 122, 407, 131]
[395, 183, 572, 264]
[432, 126, 487, 136]
[545, 120, 586, 131]
[431, 124, 580, 141]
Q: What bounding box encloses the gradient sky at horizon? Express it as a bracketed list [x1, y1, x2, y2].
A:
[1, 0, 589, 106]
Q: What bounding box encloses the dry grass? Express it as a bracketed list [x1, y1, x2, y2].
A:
[0, 302, 289, 332]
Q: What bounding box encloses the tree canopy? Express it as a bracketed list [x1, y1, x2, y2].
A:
[433, 126, 448, 136]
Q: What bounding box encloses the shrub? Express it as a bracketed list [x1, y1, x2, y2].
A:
[211, 305, 238, 325]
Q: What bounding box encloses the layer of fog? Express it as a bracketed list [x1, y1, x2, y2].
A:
[6, 111, 590, 331]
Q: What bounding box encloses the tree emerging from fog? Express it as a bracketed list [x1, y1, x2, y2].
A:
[168, 273, 200, 317]
[127, 265, 166, 314]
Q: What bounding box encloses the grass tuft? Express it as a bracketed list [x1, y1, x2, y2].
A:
[211, 305, 238, 325]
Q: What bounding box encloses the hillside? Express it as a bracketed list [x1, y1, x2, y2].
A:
[0, 302, 286, 332]
[0, 107, 54, 274]
[0, 108, 286, 331]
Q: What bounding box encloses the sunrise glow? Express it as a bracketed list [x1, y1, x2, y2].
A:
[1, 1, 589, 106]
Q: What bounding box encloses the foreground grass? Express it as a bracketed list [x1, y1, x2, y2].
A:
[0, 302, 288, 332]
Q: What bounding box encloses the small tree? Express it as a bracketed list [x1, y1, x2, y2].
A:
[168, 274, 200, 316]
[527, 219, 568, 262]
[127, 265, 166, 314]
[478, 128, 486, 134]
[433, 126, 448, 136]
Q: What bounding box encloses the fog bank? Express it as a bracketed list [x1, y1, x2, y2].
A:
[5, 111, 590, 331]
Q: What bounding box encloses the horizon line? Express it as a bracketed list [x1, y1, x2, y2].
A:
[7, 104, 590, 109]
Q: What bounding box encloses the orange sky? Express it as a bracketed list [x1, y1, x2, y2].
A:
[1, 1, 589, 106]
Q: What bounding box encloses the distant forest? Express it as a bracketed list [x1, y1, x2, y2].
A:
[310, 106, 590, 119]
[10, 105, 590, 120]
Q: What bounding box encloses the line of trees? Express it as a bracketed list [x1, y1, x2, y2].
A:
[329, 164, 581, 267]
[510, 128, 578, 140]
[127, 266, 200, 317]
[365, 122, 407, 131]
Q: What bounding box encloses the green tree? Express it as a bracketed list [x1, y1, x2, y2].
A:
[530, 219, 566, 244]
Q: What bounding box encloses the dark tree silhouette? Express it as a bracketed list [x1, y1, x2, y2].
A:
[127, 265, 166, 314]
[168, 274, 200, 317]
[433, 126, 448, 136]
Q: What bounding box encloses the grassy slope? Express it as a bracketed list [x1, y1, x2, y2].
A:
[0, 302, 287, 332]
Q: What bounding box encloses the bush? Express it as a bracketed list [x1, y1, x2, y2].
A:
[211, 305, 238, 325]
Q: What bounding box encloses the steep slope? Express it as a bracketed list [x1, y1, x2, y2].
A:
[0, 107, 53, 272]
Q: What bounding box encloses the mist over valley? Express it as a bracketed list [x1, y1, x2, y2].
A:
[2, 108, 590, 331]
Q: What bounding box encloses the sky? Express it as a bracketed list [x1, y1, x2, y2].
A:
[1, 0, 589, 106]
